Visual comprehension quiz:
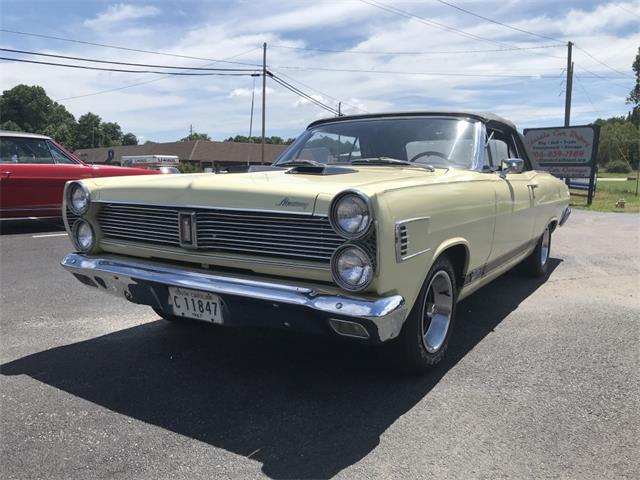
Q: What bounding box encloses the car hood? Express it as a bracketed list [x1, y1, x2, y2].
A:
[89, 165, 161, 176]
[86, 166, 474, 214]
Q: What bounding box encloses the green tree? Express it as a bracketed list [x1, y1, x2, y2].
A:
[180, 132, 211, 141]
[595, 118, 640, 170]
[76, 112, 102, 149]
[0, 84, 54, 132]
[44, 123, 76, 150]
[101, 121, 123, 146]
[122, 132, 138, 145]
[0, 84, 77, 149]
[178, 161, 201, 173]
[627, 46, 639, 127]
[0, 120, 22, 131]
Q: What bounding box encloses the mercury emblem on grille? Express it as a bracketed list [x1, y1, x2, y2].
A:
[178, 211, 198, 248]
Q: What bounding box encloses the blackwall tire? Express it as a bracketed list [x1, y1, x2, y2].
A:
[388, 254, 458, 374]
[522, 225, 552, 277]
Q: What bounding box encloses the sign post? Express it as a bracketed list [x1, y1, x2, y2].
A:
[523, 125, 600, 205]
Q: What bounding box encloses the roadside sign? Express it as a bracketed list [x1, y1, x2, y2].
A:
[523, 125, 600, 205]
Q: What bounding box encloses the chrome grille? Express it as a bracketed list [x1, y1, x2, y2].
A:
[196, 210, 343, 261]
[96, 203, 350, 263]
[65, 208, 79, 228]
[98, 204, 180, 246]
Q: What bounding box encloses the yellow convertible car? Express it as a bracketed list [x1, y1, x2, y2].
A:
[61, 112, 570, 372]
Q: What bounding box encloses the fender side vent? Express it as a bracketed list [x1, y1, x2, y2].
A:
[397, 225, 408, 257]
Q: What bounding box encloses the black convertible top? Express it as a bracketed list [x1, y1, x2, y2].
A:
[307, 111, 518, 132]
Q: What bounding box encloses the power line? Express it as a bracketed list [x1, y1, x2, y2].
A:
[431, 0, 633, 79]
[269, 43, 563, 55]
[359, 0, 542, 51]
[0, 28, 262, 67]
[271, 64, 620, 79]
[268, 68, 369, 114]
[270, 75, 339, 115]
[0, 56, 260, 76]
[433, 0, 563, 43]
[573, 45, 633, 79]
[269, 73, 339, 115]
[615, 4, 640, 20]
[55, 47, 261, 102]
[0, 48, 259, 71]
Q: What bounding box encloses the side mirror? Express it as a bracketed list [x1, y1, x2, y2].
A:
[499, 158, 525, 178]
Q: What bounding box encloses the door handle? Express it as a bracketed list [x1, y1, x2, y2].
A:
[1, 171, 12, 179]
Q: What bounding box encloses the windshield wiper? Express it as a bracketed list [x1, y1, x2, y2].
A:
[351, 157, 435, 171]
[277, 159, 325, 168]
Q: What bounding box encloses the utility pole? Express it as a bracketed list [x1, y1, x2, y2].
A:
[189, 124, 193, 136]
[564, 41, 573, 127]
[261, 42, 267, 165]
[249, 76, 256, 140]
[338, 102, 342, 117]
[247, 76, 256, 167]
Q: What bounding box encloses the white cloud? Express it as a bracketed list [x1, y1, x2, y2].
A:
[84, 3, 160, 30]
[2, 0, 636, 142]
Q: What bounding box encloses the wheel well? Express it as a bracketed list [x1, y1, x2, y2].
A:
[440, 244, 468, 287]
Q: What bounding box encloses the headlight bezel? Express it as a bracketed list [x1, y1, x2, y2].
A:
[67, 181, 91, 216]
[72, 219, 96, 252]
[330, 243, 375, 291]
[329, 190, 373, 240]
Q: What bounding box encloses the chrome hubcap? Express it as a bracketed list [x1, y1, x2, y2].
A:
[421, 270, 453, 354]
[540, 227, 550, 266]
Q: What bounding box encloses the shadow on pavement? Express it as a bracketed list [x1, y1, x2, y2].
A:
[0, 217, 65, 235]
[1, 260, 560, 479]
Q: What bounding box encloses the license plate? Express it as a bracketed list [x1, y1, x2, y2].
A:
[168, 287, 223, 323]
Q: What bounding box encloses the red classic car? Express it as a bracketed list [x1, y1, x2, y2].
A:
[0, 130, 161, 218]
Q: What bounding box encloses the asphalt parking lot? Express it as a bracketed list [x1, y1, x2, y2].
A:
[1, 210, 638, 479]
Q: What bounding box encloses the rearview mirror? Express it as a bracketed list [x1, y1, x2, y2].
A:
[499, 158, 524, 177]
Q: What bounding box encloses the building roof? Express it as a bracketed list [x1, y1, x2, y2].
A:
[308, 111, 518, 131]
[75, 140, 288, 164]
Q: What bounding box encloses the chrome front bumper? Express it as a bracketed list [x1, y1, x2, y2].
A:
[61, 253, 407, 342]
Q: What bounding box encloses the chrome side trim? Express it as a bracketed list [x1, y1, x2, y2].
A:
[559, 207, 571, 226]
[94, 200, 323, 217]
[99, 239, 331, 272]
[0, 205, 60, 211]
[61, 253, 407, 342]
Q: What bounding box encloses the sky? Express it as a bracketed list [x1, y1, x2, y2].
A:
[0, 0, 638, 143]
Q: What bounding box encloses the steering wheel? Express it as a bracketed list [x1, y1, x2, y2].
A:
[409, 151, 448, 163]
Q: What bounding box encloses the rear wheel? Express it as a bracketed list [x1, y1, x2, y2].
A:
[389, 255, 457, 373]
[522, 225, 552, 277]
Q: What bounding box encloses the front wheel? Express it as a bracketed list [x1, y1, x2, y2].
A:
[522, 225, 552, 277]
[388, 255, 457, 374]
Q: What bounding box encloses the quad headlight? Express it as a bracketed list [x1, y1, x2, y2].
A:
[331, 244, 374, 291]
[72, 219, 95, 252]
[67, 182, 90, 215]
[329, 191, 371, 239]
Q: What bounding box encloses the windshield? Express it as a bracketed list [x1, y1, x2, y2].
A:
[275, 117, 480, 169]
